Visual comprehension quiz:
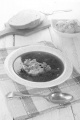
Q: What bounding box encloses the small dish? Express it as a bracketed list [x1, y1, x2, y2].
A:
[52, 19, 80, 38]
[4, 44, 73, 88]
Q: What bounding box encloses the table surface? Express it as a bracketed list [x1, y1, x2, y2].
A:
[1, 18, 80, 120]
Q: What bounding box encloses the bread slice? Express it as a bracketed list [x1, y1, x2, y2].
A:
[9, 10, 42, 29]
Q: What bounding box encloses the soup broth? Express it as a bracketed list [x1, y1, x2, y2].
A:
[13, 51, 64, 82]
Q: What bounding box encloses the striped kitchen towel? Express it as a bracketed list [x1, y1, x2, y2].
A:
[0, 46, 80, 120]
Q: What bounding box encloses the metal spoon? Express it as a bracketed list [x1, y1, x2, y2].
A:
[6, 91, 73, 104]
[40, 9, 72, 15]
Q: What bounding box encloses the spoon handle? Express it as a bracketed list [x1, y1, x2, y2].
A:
[6, 92, 46, 98]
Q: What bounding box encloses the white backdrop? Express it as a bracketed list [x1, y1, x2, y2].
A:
[0, 0, 80, 29]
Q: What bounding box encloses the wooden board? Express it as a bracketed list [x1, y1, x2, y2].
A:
[0, 18, 50, 38]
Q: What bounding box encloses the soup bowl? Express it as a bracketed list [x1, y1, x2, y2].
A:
[4, 44, 73, 88]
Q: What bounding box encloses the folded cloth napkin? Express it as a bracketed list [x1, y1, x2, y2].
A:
[0, 46, 80, 120]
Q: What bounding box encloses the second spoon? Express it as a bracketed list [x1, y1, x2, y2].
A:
[6, 91, 73, 104]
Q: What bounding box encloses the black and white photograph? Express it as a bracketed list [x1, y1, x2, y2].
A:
[0, 0, 80, 120]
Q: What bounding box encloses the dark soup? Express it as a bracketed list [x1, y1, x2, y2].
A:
[13, 51, 64, 82]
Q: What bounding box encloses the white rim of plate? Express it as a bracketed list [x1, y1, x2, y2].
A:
[4, 45, 73, 88]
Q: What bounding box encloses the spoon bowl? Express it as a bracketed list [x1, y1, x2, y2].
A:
[6, 91, 73, 104]
[48, 92, 73, 104]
